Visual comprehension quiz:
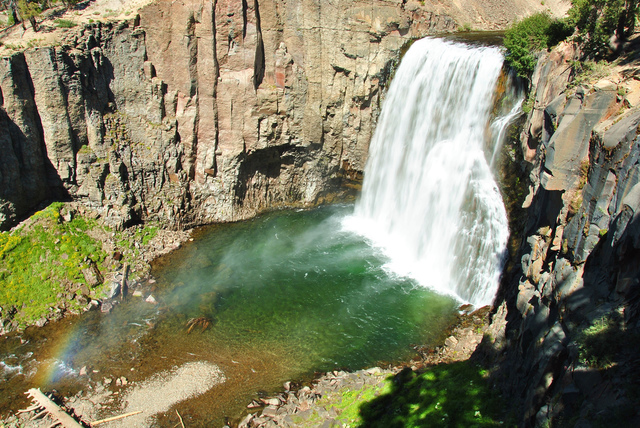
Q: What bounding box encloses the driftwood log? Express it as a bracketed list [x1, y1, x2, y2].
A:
[24, 388, 83, 428]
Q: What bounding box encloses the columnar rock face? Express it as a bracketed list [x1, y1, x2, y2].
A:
[139, 0, 463, 225]
[0, 0, 565, 230]
[0, 22, 184, 230]
[0, 0, 460, 230]
[487, 42, 640, 426]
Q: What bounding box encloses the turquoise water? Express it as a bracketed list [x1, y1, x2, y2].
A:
[0, 205, 459, 425]
[154, 204, 458, 371]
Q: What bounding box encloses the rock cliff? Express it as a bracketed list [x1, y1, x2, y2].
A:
[0, 0, 567, 231]
[486, 41, 640, 426]
[0, 0, 454, 230]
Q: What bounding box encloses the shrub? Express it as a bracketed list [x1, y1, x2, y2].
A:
[61, 0, 80, 10]
[54, 18, 76, 28]
[504, 13, 573, 78]
[17, 0, 41, 31]
[569, 59, 610, 87]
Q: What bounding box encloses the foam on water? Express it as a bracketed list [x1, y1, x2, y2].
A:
[345, 37, 520, 306]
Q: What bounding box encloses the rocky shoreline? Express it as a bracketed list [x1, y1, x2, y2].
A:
[1, 303, 493, 428]
[231, 306, 494, 428]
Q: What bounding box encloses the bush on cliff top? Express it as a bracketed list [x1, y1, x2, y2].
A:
[504, 13, 573, 78]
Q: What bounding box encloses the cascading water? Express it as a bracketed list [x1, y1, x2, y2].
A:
[0, 36, 526, 425]
[345, 37, 520, 307]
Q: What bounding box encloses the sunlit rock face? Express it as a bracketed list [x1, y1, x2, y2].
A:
[138, 0, 461, 227]
[486, 41, 640, 426]
[0, 0, 560, 230]
[0, 1, 457, 230]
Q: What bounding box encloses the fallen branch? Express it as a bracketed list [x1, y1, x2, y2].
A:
[90, 410, 143, 426]
[17, 404, 42, 414]
[176, 410, 186, 428]
[30, 409, 48, 420]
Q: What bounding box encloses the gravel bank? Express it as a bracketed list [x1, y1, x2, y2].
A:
[102, 361, 226, 427]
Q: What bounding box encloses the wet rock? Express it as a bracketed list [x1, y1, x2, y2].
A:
[261, 406, 278, 418]
[260, 398, 279, 406]
[107, 282, 121, 299]
[100, 301, 113, 313]
[459, 303, 474, 313]
[145, 294, 157, 304]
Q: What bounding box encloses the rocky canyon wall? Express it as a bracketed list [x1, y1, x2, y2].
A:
[485, 42, 640, 426]
[0, 0, 460, 230]
[0, 0, 567, 231]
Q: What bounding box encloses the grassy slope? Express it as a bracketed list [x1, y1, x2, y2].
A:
[294, 362, 511, 427]
[0, 202, 158, 329]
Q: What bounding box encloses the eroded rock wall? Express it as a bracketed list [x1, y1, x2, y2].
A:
[1, 0, 567, 231]
[486, 42, 640, 426]
[0, 22, 187, 229]
[0, 0, 460, 230]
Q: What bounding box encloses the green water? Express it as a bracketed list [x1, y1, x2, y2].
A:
[0, 205, 458, 426]
[157, 205, 458, 368]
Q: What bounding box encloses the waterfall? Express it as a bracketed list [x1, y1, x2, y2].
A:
[344, 37, 519, 307]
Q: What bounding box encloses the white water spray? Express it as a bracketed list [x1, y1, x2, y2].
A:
[345, 37, 520, 307]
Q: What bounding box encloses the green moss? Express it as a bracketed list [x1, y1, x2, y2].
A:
[577, 314, 625, 369]
[294, 362, 510, 427]
[357, 363, 510, 427]
[0, 203, 109, 328]
[522, 91, 535, 114]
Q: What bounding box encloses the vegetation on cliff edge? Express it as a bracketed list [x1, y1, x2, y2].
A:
[0, 202, 106, 328]
[505, 1, 640, 79]
[504, 13, 573, 78]
[569, 0, 639, 57]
